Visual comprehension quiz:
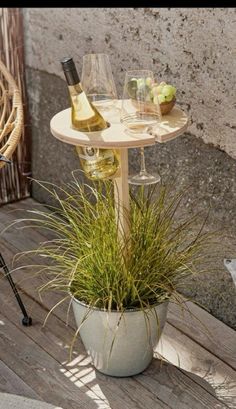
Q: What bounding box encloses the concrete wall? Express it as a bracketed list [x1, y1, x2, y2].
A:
[23, 8, 236, 328]
[24, 8, 236, 157]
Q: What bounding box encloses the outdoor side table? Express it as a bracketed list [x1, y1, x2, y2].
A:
[50, 102, 188, 242]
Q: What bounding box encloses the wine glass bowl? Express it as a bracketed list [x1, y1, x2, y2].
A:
[121, 70, 162, 135]
[81, 53, 118, 111]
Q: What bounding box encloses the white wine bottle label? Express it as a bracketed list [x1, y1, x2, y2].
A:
[78, 147, 114, 162]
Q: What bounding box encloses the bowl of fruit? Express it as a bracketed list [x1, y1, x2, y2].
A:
[127, 77, 176, 115]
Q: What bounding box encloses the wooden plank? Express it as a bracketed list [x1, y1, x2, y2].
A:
[167, 301, 236, 371]
[136, 359, 228, 409]
[93, 373, 170, 409]
[156, 323, 236, 408]
[0, 280, 113, 407]
[0, 311, 112, 409]
[0, 360, 41, 400]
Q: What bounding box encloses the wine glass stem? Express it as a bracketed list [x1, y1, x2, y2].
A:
[140, 147, 147, 175]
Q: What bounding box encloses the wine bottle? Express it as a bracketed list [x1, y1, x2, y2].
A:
[61, 57, 119, 180]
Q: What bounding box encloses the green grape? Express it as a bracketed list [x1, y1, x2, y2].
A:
[165, 94, 174, 102]
[162, 85, 173, 97]
[151, 80, 177, 104]
[157, 94, 165, 104]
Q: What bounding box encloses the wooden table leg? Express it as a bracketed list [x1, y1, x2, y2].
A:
[113, 148, 130, 248]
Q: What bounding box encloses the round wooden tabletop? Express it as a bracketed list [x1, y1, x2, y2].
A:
[50, 102, 188, 149]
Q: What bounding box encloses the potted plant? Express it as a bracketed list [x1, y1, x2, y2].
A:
[14, 174, 222, 377]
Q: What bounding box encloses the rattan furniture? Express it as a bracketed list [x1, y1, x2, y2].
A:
[0, 59, 32, 326]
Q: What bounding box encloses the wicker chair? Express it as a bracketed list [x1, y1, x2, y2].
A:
[0, 59, 32, 326]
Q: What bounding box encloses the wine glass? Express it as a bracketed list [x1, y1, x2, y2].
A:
[81, 53, 118, 112]
[121, 70, 162, 185]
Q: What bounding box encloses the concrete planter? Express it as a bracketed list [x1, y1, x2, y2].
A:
[71, 295, 168, 377]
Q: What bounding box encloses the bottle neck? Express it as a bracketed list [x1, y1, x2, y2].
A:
[63, 63, 80, 86]
[68, 82, 83, 96]
[61, 58, 83, 96]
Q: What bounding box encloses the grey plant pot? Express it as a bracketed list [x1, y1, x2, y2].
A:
[71, 296, 169, 377]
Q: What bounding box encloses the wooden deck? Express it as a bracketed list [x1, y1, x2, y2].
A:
[0, 198, 235, 409]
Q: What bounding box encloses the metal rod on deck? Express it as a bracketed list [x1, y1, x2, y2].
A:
[0, 253, 32, 326]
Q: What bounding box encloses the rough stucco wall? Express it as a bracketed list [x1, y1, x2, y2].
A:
[22, 8, 236, 329]
[24, 7, 236, 157]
